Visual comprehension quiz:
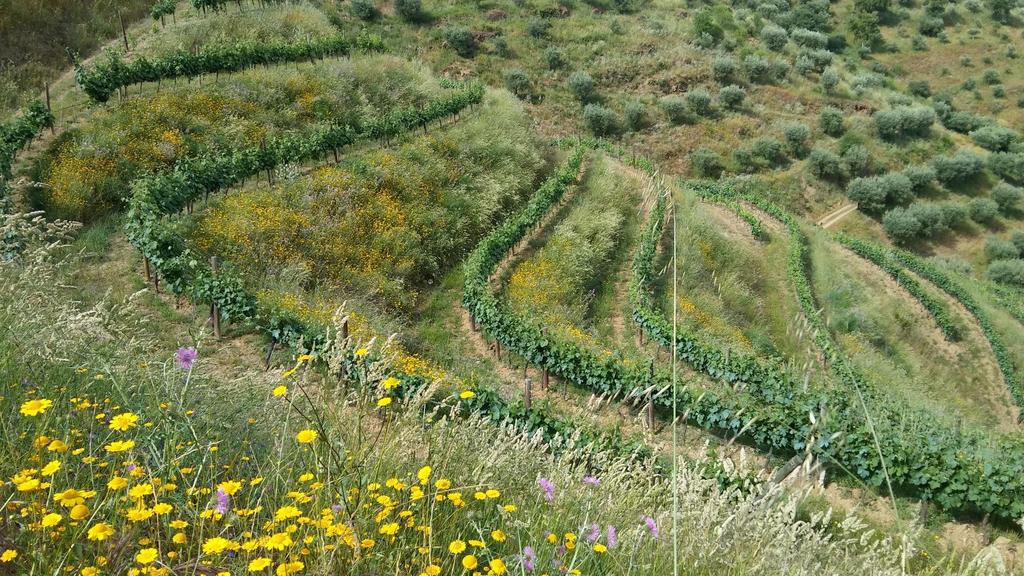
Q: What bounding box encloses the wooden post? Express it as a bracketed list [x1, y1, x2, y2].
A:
[495, 340, 502, 362]
[646, 359, 656, 430]
[143, 258, 151, 281]
[918, 500, 929, 525]
[117, 9, 129, 51]
[154, 272, 160, 294]
[341, 318, 349, 342]
[542, 367, 549, 391]
[639, 328, 644, 345]
[210, 256, 221, 338]
[470, 316, 477, 331]
[264, 338, 276, 370]
[45, 84, 54, 135]
[524, 377, 532, 412]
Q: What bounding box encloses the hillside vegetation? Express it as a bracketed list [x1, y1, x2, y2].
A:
[3, 0, 1024, 573]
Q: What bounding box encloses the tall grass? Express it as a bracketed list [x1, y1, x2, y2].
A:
[0, 210, 1003, 576]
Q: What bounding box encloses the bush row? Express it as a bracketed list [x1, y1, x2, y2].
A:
[835, 234, 960, 341]
[0, 100, 55, 204]
[76, 33, 385, 102]
[639, 181, 1024, 524]
[118, 88, 652, 470]
[888, 248, 1022, 409]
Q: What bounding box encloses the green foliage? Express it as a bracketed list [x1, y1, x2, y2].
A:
[837, 234, 960, 340]
[820, 67, 840, 93]
[503, 68, 532, 100]
[689, 148, 724, 178]
[783, 122, 811, 158]
[350, 0, 378, 20]
[791, 27, 828, 48]
[989, 152, 1024, 185]
[970, 125, 1019, 151]
[150, 0, 176, 21]
[444, 26, 477, 57]
[848, 9, 881, 46]
[908, 80, 931, 98]
[760, 24, 789, 51]
[527, 18, 551, 39]
[841, 144, 873, 176]
[933, 150, 984, 186]
[872, 106, 936, 140]
[76, 34, 385, 102]
[712, 56, 737, 83]
[583, 104, 620, 136]
[992, 182, 1023, 213]
[624, 101, 647, 131]
[691, 8, 724, 47]
[686, 88, 714, 117]
[968, 197, 1000, 223]
[882, 206, 924, 243]
[0, 100, 54, 190]
[544, 47, 565, 70]
[988, 259, 1024, 285]
[718, 85, 745, 110]
[394, 0, 423, 21]
[819, 106, 845, 137]
[898, 165, 937, 194]
[807, 148, 844, 180]
[846, 173, 913, 213]
[569, 71, 596, 103]
[985, 236, 1020, 261]
[659, 95, 693, 125]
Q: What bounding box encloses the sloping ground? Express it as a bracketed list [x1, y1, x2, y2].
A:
[809, 229, 1016, 431]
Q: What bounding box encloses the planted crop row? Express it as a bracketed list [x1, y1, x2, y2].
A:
[1, 100, 55, 205]
[835, 234, 961, 342]
[114, 86, 659, 471]
[889, 247, 1023, 411]
[76, 33, 384, 102]
[633, 181, 1024, 523]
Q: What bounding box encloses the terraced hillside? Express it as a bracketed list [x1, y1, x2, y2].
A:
[3, 0, 1024, 574]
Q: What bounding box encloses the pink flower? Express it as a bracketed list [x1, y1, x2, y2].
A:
[176, 346, 198, 370]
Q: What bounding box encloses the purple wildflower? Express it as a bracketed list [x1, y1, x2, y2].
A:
[214, 487, 230, 515]
[606, 525, 618, 549]
[537, 478, 555, 502]
[176, 346, 198, 370]
[520, 546, 537, 572]
[331, 504, 344, 514]
[582, 475, 601, 487]
[586, 522, 601, 543]
[643, 516, 659, 539]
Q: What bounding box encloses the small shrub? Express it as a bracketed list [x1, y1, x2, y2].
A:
[883, 207, 922, 243]
[625, 101, 646, 131]
[744, 55, 773, 84]
[783, 122, 811, 158]
[351, 0, 378, 20]
[933, 150, 984, 185]
[503, 68, 532, 100]
[970, 125, 1019, 152]
[847, 173, 913, 212]
[791, 27, 828, 48]
[445, 26, 477, 57]
[1011, 230, 1024, 254]
[761, 24, 789, 51]
[992, 182, 1023, 213]
[873, 106, 935, 140]
[819, 106, 845, 136]
[686, 88, 714, 117]
[660, 95, 693, 125]
[734, 137, 787, 172]
[807, 148, 844, 179]
[544, 47, 565, 70]
[985, 236, 1020, 261]
[968, 197, 1000, 223]
[982, 69, 1001, 85]
[718, 85, 745, 110]
[908, 80, 931, 98]
[989, 152, 1024, 185]
[899, 165, 936, 193]
[815, 67, 839, 93]
[394, 0, 422, 21]
[689, 148, 724, 177]
[569, 71, 596, 103]
[583, 104, 619, 136]
[712, 56, 737, 83]
[841, 144, 872, 176]
[987, 259, 1024, 286]
[527, 18, 550, 38]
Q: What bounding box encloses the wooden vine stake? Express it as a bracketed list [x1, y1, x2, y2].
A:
[646, 359, 656, 430]
[523, 377, 532, 412]
[45, 83, 54, 135]
[143, 258, 151, 282]
[117, 9, 129, 51]
[210, 256, 221, 338]
[264, 338, 276, 370]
